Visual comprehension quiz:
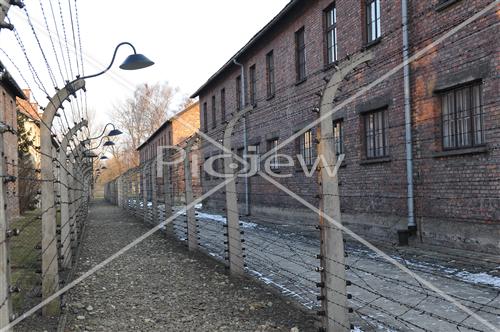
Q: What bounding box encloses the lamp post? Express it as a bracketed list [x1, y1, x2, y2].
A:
[40, 42, 153, 316]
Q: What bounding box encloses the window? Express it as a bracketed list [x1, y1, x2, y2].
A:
[204, 157, 211, 180]
[211, 95, 217, 129]
[325, 4, 338, 64]
[442, 83, 484, 150]
[236, 75, 242, 111]
[249, 65, 257, 106]
[364, 108, 389, 158]
[333, 120, 344, 155]
[267, 138, 279, 169]
[299, 130, 316, 165]
[221, 88, 226, 122]
[202, 102, 208, 132]
[249, 143, 261, 171]
[365, 0, 381, 43]
[266, 51, 275, 98]
[295, 27, 306, 82]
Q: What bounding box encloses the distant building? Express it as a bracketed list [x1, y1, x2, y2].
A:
[17, 89, 41, 167]
[137, 102, 201, 204]
[191, 0, 499, 253]
[0, 61, 27, 217]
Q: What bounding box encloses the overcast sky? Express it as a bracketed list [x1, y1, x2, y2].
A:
[0, 0, 288, 128]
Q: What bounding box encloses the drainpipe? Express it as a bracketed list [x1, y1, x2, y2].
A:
[402, 0, 416, 231]
[233, 59, 250, 216]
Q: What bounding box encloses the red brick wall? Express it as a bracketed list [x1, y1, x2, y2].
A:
[138, 103, 202, 204]
[196, 0, 499, 253]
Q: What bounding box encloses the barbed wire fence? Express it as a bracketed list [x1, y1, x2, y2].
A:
[0, 120, 92, 329]
[94, 2, 499, 332]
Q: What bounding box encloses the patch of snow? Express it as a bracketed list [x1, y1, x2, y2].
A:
[455, 271, 500, 288]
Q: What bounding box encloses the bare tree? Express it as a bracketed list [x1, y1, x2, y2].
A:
[111, 82, 179, 167]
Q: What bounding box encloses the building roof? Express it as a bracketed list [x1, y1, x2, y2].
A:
[190, 0, 301, 98]
[17, 89, 41, 122]
[136, 101, 200, 151]
[0, 60, 27, 100]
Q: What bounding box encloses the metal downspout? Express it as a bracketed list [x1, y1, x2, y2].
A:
[402, 0, 416, 230]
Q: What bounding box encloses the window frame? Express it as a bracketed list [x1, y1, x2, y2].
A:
[298, 130, 316, 166]
[221, 88, 226, 122]
[333, 119, 344, 156]
[363, 108, 389, 159]
[440, 82, 484, 151]
[324, 3, 338, 65]
[202, 102, 208, 132]
[295, 27, 307, 82]
[211, 95, 217, 129]
[249, 64, 257, 106]
[266, 51, 276, 99]
[365, 0, 381, 44]
[267, 138, 280, 169]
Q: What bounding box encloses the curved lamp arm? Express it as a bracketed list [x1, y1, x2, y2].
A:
[79, 42, 137, 80]
[85, 123, 117, 141]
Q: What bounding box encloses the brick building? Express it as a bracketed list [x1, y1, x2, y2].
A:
[191, 0, 499, 253]
[0, 62, 27, 217]
[17, 89, 41, 167]
[138, 102, 202, 203]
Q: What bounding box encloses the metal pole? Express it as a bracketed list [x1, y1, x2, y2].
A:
[317, 52, 372, 332]
[402, 0, 416, 231]
[40, 80, 85, 316]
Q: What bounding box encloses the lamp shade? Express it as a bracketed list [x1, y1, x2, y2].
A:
[119, 54, 155, 70]
[103, 141, 115, 147]
[107, 129, 123, 137]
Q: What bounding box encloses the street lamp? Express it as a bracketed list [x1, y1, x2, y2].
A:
[79, 42, 154, 80]
[84, 123, 123, 143]
[40, 41, 154, 315]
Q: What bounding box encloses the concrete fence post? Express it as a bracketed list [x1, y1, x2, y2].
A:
[142, 164, 148, 223]
[223, 107, 252, 275]
[151, 163, 158, 225]
[41, 79, 85, 316]
[317, 52, 372, 332]
[0, 122, 12, 329]
[162, 159, 173, 235]
[59, 121, 87, 269]
[184, 137, 198, 251]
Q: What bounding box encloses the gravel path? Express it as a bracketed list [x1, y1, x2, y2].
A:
[58, 199, 317, 332]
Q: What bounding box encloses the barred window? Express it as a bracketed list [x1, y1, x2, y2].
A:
[333, 120, 344, 155]
[364, 108, 389, 159]
[211, 95, 217, 129]
[266, 51, 275, 98]
[267, 138, 279, 169]
[325, 4, 338, 64]
[202, 102, 208, 132]
[299, 130, 316, 165]
[295, 27, 306, 82]
[249, 65, 257, 106]
[442, 83, 484, 150]
[221, 89, 226, 122]
[366, 0, 381, 43]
